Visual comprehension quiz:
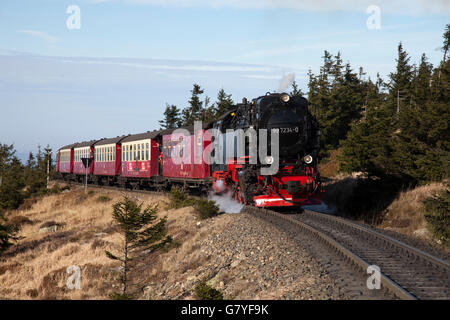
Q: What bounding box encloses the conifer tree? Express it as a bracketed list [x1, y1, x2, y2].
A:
[290, 80, 304, 96]
[106, 196, 172, 299]
[0, 143, 15, 187]
[0, 211, 18, 255]
[159, 104, 182, 129]
[0, 157, 25, 210]
[182, 84, 204, 126]
[214, 88, 234, 118]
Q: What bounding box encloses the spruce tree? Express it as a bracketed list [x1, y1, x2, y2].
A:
[159, 104, 181, 129]
[0, 143, 15, 187]
[106, 196, 172, 299]
[0, 157, 25, 210]
[214, 88, 234, 118]
[0, 211, 19, 255]
[182, 84, 204, 126]
[290, 80, 304, 96]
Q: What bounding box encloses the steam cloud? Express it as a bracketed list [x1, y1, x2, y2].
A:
[278, 73, 295, 92]
[209, 181, 244, 213]
[209, 192, 244, 213]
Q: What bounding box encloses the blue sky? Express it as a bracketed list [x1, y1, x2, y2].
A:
[0, 0, 449, 160]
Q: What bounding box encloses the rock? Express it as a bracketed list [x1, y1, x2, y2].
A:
[231, 260, 240, 268]
[39, 225, 60, 233]
[413, 227, 430, 239]
[94, 232, 108, 237]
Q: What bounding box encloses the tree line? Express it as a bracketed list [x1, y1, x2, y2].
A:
[308, 25, 449, 186]
[0, 144, 55, 253]
[159, 86, 234, 129]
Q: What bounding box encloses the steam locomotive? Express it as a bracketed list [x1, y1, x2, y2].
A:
[211, 92, 322, 206]
[56, 92, 322, 208]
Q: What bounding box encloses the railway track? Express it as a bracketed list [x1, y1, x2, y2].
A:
[244, 206, 450, 300]
[57, 180, 450, 299]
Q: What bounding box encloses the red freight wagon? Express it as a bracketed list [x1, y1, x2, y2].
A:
[73, 140, 100, 176]
[93, 136, 126, 179]
[162, 125, 211, 181]
[57, 144, 75, 174]
[121, 131, 160, 179]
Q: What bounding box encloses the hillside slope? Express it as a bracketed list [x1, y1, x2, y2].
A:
[0, 184, 343, 300]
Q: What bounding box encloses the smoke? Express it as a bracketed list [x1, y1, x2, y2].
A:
[214, 179, 226, 193]
[278, 73, 295, 92]
[208, 191, 244, 213]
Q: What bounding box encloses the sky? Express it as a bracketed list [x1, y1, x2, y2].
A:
[0, 0, 449, 161]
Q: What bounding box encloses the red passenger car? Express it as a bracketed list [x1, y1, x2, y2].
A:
[57, 144, 75, 175]
[73, 140, 100, 177]
[120, 131, 160, 183]
[162, 125, 211, 183]
[93, 136, 126, 179]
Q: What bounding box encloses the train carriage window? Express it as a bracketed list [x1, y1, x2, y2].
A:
[173, 142, 176, 159]
[197, 135, 202, 158]
[183, 141, 186, 159]
[163, 141, 166, 158]
[168, 141, 171, 158]
[174, 142, 177, 158]
[172, 141, 175, 158]
[146, 143, 149, 160]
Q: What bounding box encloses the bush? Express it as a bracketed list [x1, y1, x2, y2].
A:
[0, 212, 19, 254]
[8, 215, 33, 228]
[96, 195, 111, 203]
[109, 292, 133, 300]
[194, 198, 219, 220]
[423, 189, 450, 246]
[340, 175, 406, 221]
[167, 187, 195, 209]
[193, 278, 223, 300]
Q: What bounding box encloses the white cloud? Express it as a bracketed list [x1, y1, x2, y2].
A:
[114, 0, 450, 16]
[17, 30, 58, 45]
[55, 58, 277, 73]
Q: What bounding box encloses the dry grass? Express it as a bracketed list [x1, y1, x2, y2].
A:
[379, 183, 445, 239]
[0, 181, 236, 300]
[0, 182, 173, 299]
[318, 149, 342, 178]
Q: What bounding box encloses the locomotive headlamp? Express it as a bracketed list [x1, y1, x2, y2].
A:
[265, 156, 274, 165]
[303, 155, 313, 164]
[280, 93, 290, 103]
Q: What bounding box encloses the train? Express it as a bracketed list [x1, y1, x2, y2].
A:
[56, 92, 322, 208]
